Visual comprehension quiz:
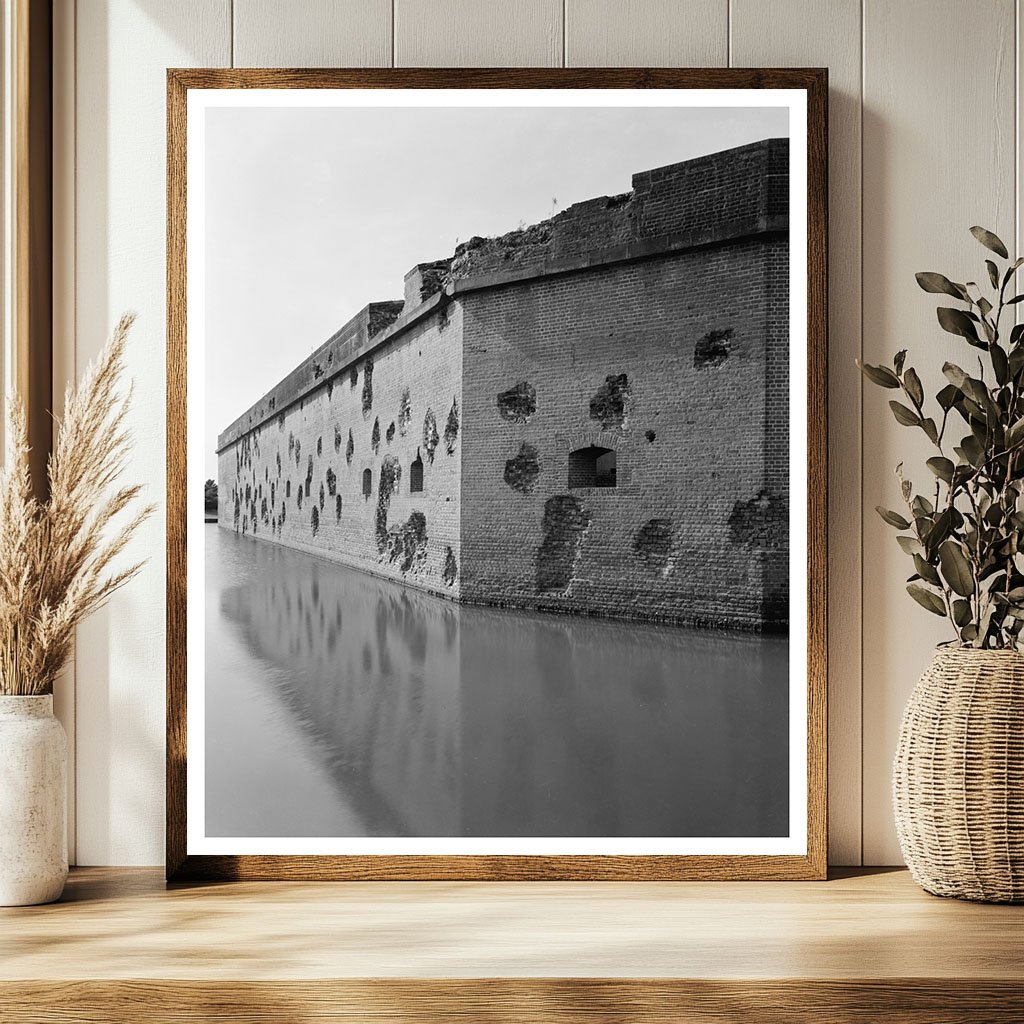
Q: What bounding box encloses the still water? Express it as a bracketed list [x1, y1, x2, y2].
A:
[206, 526, 789, 839]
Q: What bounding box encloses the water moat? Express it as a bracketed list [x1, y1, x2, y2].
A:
[205, 525, 789, 839]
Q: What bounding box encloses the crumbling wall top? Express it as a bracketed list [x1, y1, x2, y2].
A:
[448, 137, 787, 281]
[217, 138, 788, 454]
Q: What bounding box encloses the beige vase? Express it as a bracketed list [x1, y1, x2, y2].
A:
[893, 648, 1024, 902]
[0, 695, 68, 906]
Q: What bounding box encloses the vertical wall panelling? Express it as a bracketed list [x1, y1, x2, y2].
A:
[54, 0, 1024, 866]
[71, 0, 231, 865]
[0, 5, 5, 452]
[233, 0, 392, 68]
[394, 0, 563, 67]
[862, 0, 1017, 865]
[730, 0, 863, 864]
[52, 0, 76, 864]
[565, 0, 728, 67]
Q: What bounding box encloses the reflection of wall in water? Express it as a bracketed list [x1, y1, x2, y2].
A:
[218, 533, 788, 838]
[456, 604, 789, 837]
[219, 540, 462, 837]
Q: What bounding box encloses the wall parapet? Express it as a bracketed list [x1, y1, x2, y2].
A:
[217, 138, 788, 455]
[450, 138, 788, 280]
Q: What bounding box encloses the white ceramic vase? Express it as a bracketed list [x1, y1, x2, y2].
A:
[0, 694, 68, 906]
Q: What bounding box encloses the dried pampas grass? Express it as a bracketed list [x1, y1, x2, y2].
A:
[0, 313, 153, 696]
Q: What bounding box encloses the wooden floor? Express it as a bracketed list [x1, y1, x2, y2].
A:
[0, 867, 1020, 1022]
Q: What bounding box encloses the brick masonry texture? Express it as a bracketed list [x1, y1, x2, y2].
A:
[450, 138, 787, 281]
[218, 139, 790, 630]
[218, 304, 463, 600]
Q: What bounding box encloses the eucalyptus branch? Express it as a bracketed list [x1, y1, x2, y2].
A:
[862, 226, 1024, 649]
[984, 436, 1024, 466]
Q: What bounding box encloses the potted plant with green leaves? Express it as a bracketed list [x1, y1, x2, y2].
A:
[859, 226, 1024, 902]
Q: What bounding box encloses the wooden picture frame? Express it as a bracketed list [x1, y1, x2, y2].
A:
[167, 68, 827, 882]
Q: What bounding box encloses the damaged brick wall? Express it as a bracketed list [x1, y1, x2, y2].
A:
[504, 442, 541, 494]
[496, 381, 536, 423]
[457, 231, 787, 631]
[693, 328, 733, 369]
[403, 260, 453, 308]
[218, 301, 463, 600]
[760, 237, 790, 628]
[367, 301, 404, 338]
[450, 139, 787, 285]
[536, 496, 593, 595]
[450, 194, 634, 281]
[218, 139, 788, 630]
[589, 374, 630, 430]
[633, 518, 674, 574]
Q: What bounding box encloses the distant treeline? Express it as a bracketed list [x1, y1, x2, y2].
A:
[205, 479, 218, 515]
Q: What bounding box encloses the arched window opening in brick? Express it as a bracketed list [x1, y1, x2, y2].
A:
[568, 446, 616, 488]
[410, 454, 424, 493]
[362, 468, 372, 497]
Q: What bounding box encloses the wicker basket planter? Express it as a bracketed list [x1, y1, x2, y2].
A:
[893, 648, 1024, 902]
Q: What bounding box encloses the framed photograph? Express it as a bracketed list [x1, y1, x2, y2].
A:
[167, 68, 827, 881]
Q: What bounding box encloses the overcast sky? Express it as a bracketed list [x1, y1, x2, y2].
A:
[204, 104, 789, 479]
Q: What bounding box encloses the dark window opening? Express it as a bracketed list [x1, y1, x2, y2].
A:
[410, 455, 424, 493]
[568, 446, 617, 488]
[362, 468, 372, 497]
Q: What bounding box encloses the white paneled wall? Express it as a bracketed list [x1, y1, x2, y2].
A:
[54, 0, 1024, 866]
[60, 0, 232, 866]
[565, 0, 727, 67]
[395, 0, 563, 66]
[731, 0, 863, 869]
[860, 0, 1019, 864]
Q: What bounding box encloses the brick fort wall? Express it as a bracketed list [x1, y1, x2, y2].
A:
[218, 300, 464, 600]
[217, 137, 790, 631]
[459, 236, 786, 630]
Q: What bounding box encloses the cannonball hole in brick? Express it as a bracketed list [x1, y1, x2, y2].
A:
[568, 446, 616, 488]
[410, 454, 424, 493]
[362, 468, 372, 497]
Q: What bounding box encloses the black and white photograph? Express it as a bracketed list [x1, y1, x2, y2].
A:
[11, 0, 1024, 1012]
[182, 84, 813, 863]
